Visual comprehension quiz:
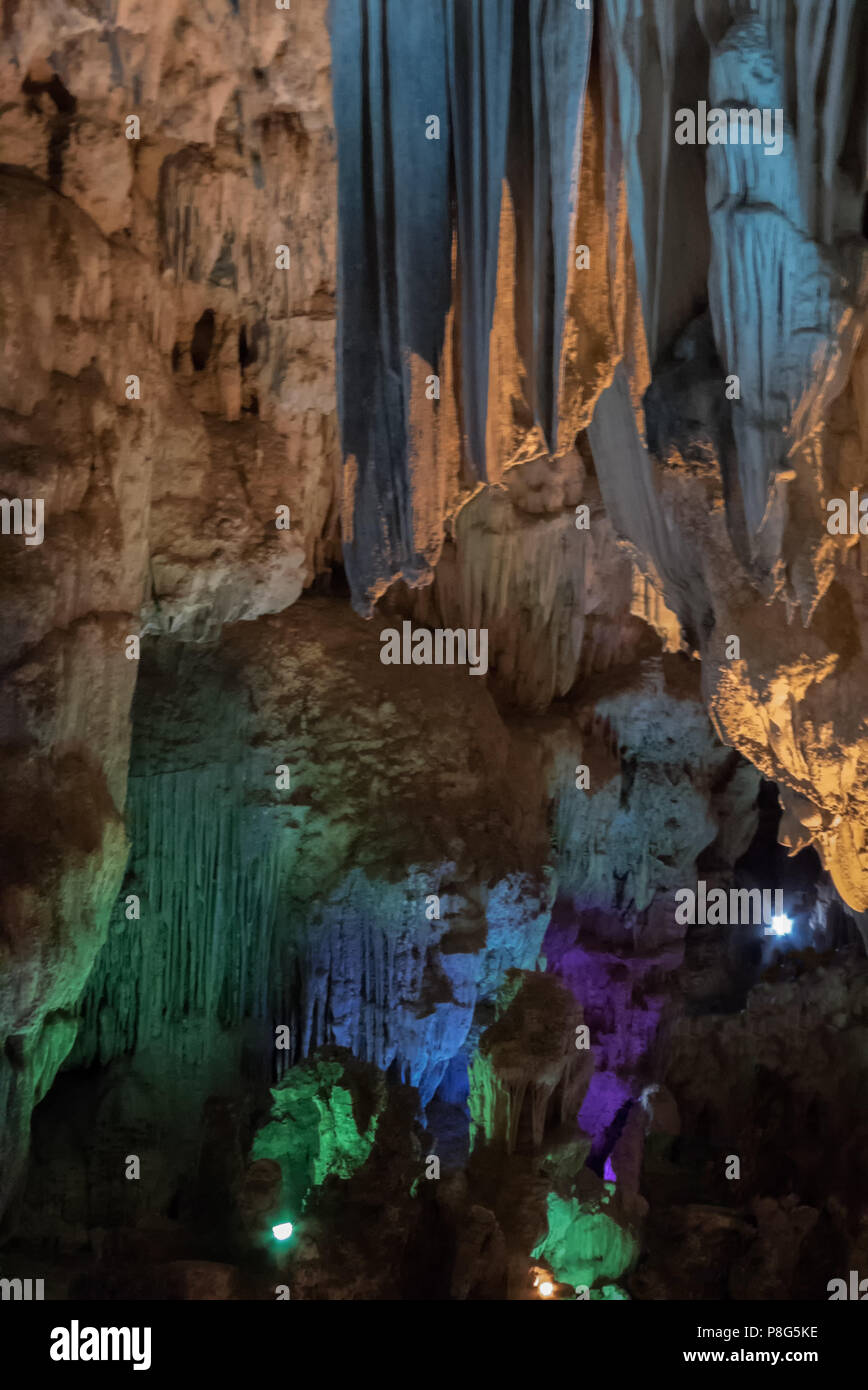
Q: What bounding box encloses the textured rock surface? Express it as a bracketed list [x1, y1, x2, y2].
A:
[0, 0, 337, 1212]
[468, 969, 592, 1154]
[592, 0, 868, 910]
[635, 946, 868, 1300]
[70, 600, 553, 1107]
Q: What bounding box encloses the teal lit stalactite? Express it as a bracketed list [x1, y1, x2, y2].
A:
[507, 0, 591, 453]
[71, 642, 289, 1071]
[73, 760, 290, 1069]
[330, 0, 453, 614]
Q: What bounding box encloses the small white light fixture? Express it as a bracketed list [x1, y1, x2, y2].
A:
[767, 915, 792, 937]
[272, 1221, 294, 1241]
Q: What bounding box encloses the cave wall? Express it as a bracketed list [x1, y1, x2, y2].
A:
[0, 0, 337, 1213]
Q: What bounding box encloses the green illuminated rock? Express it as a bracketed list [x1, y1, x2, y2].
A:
[251, 1050, 386, 1211]
[532, 1190, 637, 1290]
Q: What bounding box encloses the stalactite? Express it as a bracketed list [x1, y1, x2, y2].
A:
[330, 0, 593, 613]
[598, 0, 866, 575]
[507, 0, 592, 451]
[73, 762, 290, 1070]
[330, 0, 453, 612]
[705, 16, 857, 550]
[468, 969, 590, 1153]
[445, 0, 513, 478]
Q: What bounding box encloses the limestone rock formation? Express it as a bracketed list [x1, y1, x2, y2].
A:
[1, 0, 867, 1308]
[468, 969, 593, 1153]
